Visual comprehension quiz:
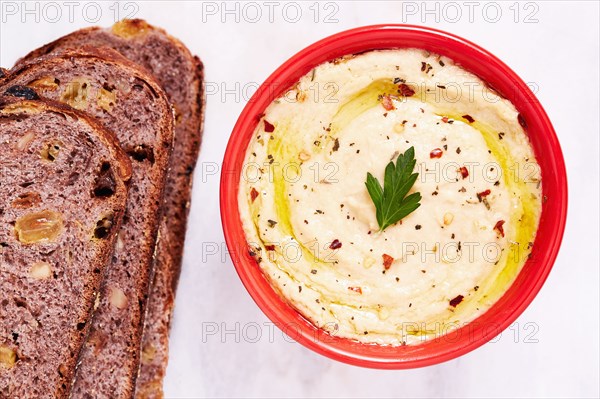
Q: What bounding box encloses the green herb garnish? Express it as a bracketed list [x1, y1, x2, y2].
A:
[365, 146, 422, 232]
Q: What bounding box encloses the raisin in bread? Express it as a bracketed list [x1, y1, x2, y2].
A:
[19, 19, 205, 398]
[2, 48, 175, 398]
[0, 92, 131, 398]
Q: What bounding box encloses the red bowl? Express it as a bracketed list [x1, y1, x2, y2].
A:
[220, 25, 567, 368]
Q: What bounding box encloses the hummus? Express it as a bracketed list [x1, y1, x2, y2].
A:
[238, 49, 541, 345]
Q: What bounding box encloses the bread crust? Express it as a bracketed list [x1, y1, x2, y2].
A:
[17, 27, 103, 65]
[4, 48, 175, 398]
[0, 95, 131, 398]
[137, 55, 204, 399]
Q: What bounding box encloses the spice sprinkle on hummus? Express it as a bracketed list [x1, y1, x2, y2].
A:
[238, 49, 541, 345]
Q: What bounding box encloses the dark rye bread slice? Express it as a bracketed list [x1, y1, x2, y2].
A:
[3, 48, 175, 398]
[0, 94, 131, 398]
[20, 19, 205, 398]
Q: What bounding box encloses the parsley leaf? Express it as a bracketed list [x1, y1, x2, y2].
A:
[365, 146, 422, 231]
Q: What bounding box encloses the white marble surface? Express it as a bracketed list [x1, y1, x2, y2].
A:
[1, 1, 599, 397]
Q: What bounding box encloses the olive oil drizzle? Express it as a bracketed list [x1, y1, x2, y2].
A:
[249, 80, 541, 340]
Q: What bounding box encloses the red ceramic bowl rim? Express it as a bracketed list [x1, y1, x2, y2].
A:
[220, 24, 568, 368]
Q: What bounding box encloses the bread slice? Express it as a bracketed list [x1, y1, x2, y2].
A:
[20, 19, 205, 398]
[0, 93, 131, 398]
[3, 48, 175, 398]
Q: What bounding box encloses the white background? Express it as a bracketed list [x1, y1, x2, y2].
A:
[1, 1, 598, 398]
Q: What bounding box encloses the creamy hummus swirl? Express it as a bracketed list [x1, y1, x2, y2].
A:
[238, 49, 541, 345]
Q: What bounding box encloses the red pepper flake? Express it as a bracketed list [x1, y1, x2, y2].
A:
[381, 94, 395, 111]
[250, 187, 259, 202]
[449, 295, 464, 307]
[430, 148, 443, 158]
[382, 254, 394, 270]
[348, 286, 363, 294]
[441, 116, 449, 123]
[462, 114, 475, 123]
[494, 220, 506, 237]
[477, 189, 491, 201]
[398, 83, 415, 97]
[517, 113, 527, 129]
[332, 138, 340, 152]
[265, 244, 276, 251]
[263, 120, 275, 133]
[329, 239, 342, 250]
[421, 62, 433, 74]
[459, 166, 469, 179]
